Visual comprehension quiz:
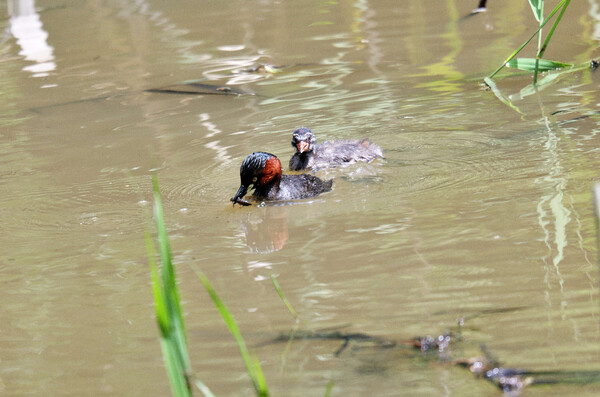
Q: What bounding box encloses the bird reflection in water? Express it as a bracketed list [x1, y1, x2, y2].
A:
[239, 206, 289, 253]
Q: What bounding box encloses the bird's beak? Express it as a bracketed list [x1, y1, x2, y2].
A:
[297, 141, 309, 153]
[231, 184, 248, 205]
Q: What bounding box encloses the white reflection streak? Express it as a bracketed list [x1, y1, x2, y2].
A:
[571, 194, 595, 286]
[536, 122, 568, 297]
[8, 0, 56, 77]
[199, 113, 232, 164]
[588, 0, 600, 41]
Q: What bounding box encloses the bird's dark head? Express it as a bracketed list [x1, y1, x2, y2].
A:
[291, 127, 316, 154]
[231, 152, 282, 205]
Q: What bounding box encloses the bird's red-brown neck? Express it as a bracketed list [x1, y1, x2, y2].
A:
[259, 156, 282, 186]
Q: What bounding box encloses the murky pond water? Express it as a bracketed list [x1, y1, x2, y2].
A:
[1, 0, 600, 395]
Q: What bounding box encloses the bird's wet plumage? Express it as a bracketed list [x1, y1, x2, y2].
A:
[289, 127, 383, 171]
[231, 152, 332, 205]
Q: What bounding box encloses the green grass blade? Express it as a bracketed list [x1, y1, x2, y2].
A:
[251, 354, 269, 395]
[152, 176, 191, 370]
[528, 0, 543, 22]
[535, 0, 570, 83]
[146, 230, 169, 336]
[487, 0, 567, 80]
[506, 58, 572, 71]
[148, 174, 198, 397]
[531, 0, 543, 82]
[538, 0, 570, 58]
[270, 275, 298, 320]
[195, 270, 269, 397]
[483, 78, 523, 114]
[516, 72, 563, 99]
[194, 379, 217, 397]
[487, 30, 538, 79]
[324, 380, 335, 397]
[161, 339, 192, 397]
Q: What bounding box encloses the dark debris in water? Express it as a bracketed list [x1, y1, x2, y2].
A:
[146, 63, 298, 97]
[234, 63, 286, 74]
[259, 326, 600, 396]
[146, 83, 252, 96]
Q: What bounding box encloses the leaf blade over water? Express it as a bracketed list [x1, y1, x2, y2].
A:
[506, 58, 572, 71]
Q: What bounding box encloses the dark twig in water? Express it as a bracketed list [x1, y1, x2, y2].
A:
[146, 83, 251, 96]
[257, 329, 396, 357]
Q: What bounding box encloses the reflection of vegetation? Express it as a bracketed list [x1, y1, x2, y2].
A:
[594, 184, 600, 251]
[486, 0, 573, 85]
[270, 274, 298, 321]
